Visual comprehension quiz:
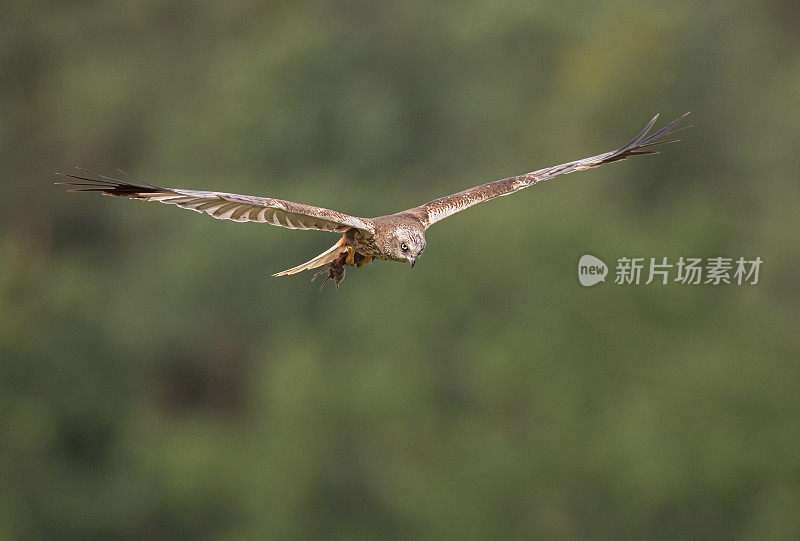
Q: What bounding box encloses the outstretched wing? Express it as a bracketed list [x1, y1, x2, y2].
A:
[416, 112, 690, 228]
[56, 171, 374, 234]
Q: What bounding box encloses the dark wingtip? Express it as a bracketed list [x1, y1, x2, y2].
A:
[54, 167, 175, 196]
[601, 111, 691, 165]
[636, 111, 692, 148]
[610, 114, 663, 158]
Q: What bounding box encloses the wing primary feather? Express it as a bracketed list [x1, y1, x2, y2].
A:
[605, 114, 658, 157]
[640, 112, 691, 144]
[75, 167, 169, 192]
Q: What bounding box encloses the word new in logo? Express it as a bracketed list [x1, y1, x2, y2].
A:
[578, 254, 608, 287]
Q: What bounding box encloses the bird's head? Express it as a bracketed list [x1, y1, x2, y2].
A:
[386, 226, 426, 267]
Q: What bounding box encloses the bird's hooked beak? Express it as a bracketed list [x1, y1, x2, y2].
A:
[411, 250, 423, 268]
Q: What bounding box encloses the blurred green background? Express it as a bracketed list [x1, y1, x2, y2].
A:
[2, 1, 799, 539]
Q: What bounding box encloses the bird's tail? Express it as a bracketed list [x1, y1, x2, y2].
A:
[272, 238, 348, 277]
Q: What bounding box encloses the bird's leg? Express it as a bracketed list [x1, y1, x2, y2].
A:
[311, 251, 347, 290]
[346, 247, 374, 267]
[354, 252, 372, 267]
[345, 247, 356, 266]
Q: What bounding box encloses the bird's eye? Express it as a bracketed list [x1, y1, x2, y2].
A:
[401, 243, 408, 251]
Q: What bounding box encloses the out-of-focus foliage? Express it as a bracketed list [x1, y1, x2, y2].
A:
[2, 0, 799, 538]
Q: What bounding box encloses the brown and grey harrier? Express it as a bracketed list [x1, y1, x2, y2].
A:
[58, 113, 689, 288]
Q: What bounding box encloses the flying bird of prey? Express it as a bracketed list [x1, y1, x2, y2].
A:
[58, 113, 689, 289]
